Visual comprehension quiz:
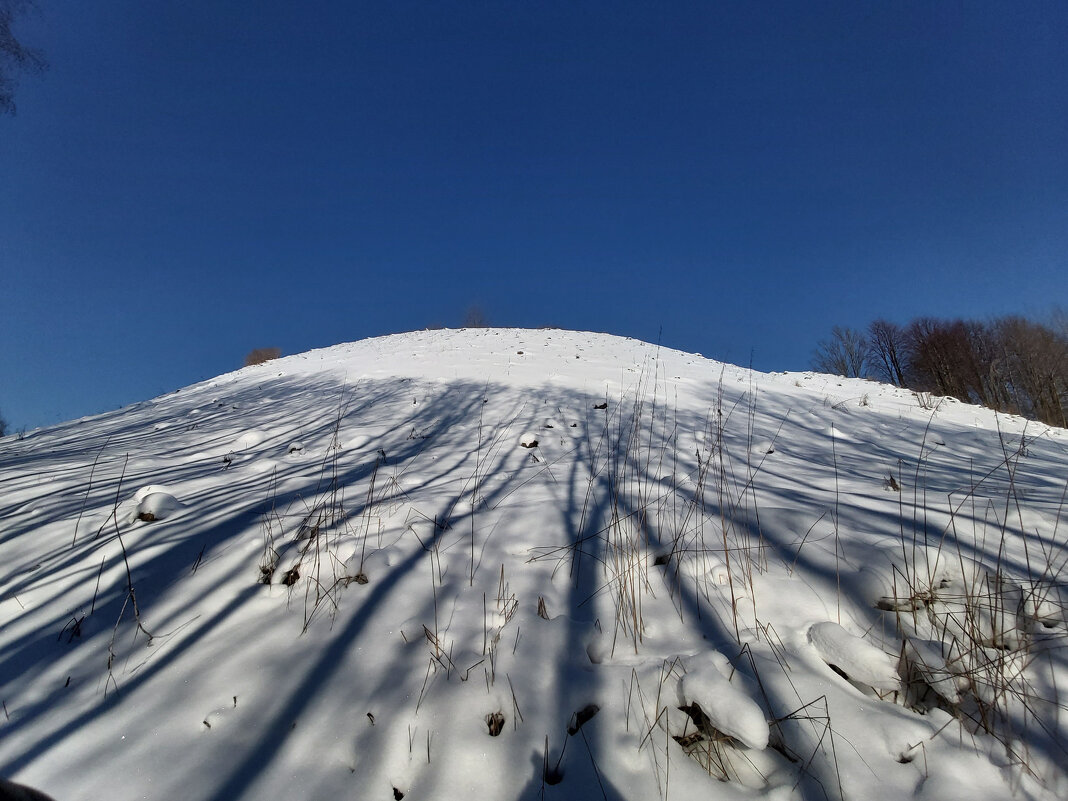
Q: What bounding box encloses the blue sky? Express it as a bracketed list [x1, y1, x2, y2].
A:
[1, 1, 1066, 432]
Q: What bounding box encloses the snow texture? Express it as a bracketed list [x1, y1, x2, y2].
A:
[1, 328, 1066, 801]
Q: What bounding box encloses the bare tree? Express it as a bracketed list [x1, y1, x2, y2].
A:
[1052, 307, 1068, 341]
[0, 0, 46, 115]
[994, 317, 1068, 427]
[905, 317, 974, 400]
[811, 326, 871, 378]
[868, 319, 908, 386]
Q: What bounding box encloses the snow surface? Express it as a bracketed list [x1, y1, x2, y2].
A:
[678, 653, 770, 749]
[806, 621, 900, 693]
[1, 328, 1066, 801]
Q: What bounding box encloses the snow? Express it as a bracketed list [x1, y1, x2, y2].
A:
[678, 654, 770, 749]
[1, 327, 1066, 801]
[806, 621, 900, 693]
[126, 486, 182, 524]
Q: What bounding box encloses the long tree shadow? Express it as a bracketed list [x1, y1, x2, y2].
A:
[0, 374, 498, 785]
[3, 357, 1065, 800]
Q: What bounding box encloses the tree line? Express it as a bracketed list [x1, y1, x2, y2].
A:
[812, 314, 1068, 428]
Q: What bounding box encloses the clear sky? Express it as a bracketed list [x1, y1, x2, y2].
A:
[1, 1, 1066, 432]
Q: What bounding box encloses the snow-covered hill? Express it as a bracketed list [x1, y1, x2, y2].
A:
[2, 328, 1066, 801]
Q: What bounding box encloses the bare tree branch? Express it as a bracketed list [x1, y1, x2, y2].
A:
[811, 326, 871, 378]
[0, 0, 46, 115]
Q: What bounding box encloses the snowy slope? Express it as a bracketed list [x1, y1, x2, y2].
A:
[1, 328, 1066, 801]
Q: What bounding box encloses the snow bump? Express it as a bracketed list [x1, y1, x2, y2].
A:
[678, 657, 769, 750]
[807, 621, 899, 693]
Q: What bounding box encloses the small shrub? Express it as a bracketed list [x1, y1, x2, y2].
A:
[244, 347, 281, 367]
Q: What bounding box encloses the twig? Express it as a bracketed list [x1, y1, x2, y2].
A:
[73, 434, 112, 546]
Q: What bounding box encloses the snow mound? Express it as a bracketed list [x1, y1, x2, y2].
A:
[120, 485, 182, 524]
[231, 429, 267, 450]
[2, 328, 1065, 801]
[678, 656, 769, 750]
[807, 621, 899, 692]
